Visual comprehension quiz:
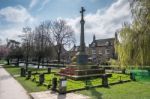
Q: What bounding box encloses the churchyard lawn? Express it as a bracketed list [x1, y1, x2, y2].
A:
[2, 64, 150, 99]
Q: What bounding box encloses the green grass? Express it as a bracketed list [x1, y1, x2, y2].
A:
[3, 64, 130, 92]
[16, 77, 48, 92]
[15, 68, 59, 92]
[2, 64, 59, 76]
[2, 64, 59, 92]
[31, 73, 130, 91]
[78, 81, 150, 99]
[2, 64, 150, 99]
[0, 60, 6, 64]
[3, 65, 20, 75]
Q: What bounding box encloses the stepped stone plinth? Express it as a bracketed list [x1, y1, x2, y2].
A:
[58, 65, 105, 80]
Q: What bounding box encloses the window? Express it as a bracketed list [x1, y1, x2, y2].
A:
[92, 50, 96, 54]
[92, 42, 96, 47]
[105, 49, 110, 54]
[105, 41, 111, 46]
[99, 50, 102, 54]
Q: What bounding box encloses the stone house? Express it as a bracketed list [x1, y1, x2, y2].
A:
[69, 34, 117, 64]
[89, 35, 117, 64]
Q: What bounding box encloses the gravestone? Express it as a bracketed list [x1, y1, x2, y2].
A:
[51, 77, 57, 91]
[102, 74, 108, 87]
[47, 68, 51, 74]
[130, 72, 136, 81]
[59, 77, 67, 94]
[122, 69, 126, 74]
[20, 68, 26, 77]
[27, 71, 31, 79]
[39, 73, 45, 84]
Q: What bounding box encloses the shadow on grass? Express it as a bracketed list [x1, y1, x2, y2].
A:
[85, 79, 103, 99]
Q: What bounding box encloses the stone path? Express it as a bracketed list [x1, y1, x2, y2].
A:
[30, 91, 89, 99]
[0, 65, 31, 99]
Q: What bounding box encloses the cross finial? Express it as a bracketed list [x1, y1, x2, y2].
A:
[80, 7, 85, 20]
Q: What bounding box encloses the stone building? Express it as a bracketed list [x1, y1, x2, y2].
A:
[89, 35, 117, 64]
[69, 34, 117, 64]
[69, 45, 90, 59]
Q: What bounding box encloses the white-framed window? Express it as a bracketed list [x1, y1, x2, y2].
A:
[99, 50, 102, 55]
[92, 49, 96, 54]
[105, 49, 110, 54]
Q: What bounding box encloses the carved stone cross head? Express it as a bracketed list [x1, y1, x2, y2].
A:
[80, 7, 85, 19]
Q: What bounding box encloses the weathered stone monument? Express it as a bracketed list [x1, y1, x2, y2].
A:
[58, 7, 105, 80]
[76, 7, 88, 65]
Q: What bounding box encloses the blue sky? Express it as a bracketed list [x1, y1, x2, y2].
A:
[0, 0, 132, 48]
[0, 0, 115, 19]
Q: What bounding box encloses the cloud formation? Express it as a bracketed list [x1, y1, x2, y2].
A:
[0, 5, 34, 23]
[29, 0, 39, 9]
[66, 0, 132, 44]
[29, 0, 50, 11]
[38, 0, 50, 11]
[0, 5, 35, 42]
[0, 28, 22, 41]
[0, 0, 132, 45]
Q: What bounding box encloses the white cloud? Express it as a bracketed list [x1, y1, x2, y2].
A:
[66, 0, 132, 45]
[38, 0, 50, 11]
[29, 0, 50, 11]
[0, 5, 36, 43]
[0, 5, 34, 23]
[0, 27, 23, 42]
[29, 0, 39, 9]
[0, 0, 132, 45]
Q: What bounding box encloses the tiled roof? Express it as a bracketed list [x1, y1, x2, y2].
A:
[90, 38, 115, 47]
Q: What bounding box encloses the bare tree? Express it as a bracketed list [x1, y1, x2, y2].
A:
[49, 19, 75, 63]
[34, 21, 53, 69]
[22, 27, 33, 71]
[6, 39, 22, 66]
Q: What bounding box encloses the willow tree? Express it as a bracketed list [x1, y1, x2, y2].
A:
[115, 0, 150, 67]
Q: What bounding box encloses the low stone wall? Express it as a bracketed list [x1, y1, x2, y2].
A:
[75, 69, 104, 76]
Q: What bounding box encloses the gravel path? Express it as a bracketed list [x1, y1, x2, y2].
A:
[30, 91, 89, 99]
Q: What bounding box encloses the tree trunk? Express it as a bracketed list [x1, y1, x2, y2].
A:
[16, 57, 19, 67]
[57, 52, 60, 64]
[6, 58, 10, 65]
[46, 58, 49, 65]
[25, 56, 28, 72]
[37, 57, 41, 69]
[57, 44, 61, 64]
[42, 58, 44, 68]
